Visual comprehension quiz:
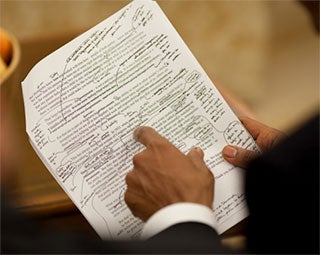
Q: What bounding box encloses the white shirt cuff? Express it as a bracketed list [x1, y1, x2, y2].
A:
[141, 202, 218, 240]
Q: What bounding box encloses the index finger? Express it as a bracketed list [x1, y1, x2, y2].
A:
[133, 126, 166, 148]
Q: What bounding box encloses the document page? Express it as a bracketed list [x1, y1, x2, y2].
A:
[22, 0, 260, 239]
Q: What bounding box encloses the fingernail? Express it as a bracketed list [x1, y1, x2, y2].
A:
[223, 146, 237, 158]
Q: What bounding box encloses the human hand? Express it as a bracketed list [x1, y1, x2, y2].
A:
[222, 117, 287, 168]
[124, 127, 214, 222]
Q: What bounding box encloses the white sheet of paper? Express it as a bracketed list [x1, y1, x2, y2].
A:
[22, 0, 259, 240]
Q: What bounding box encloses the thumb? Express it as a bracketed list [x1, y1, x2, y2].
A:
[222, 145, 259, 168]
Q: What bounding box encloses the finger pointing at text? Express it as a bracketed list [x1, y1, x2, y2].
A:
[125, 126, 215, 221]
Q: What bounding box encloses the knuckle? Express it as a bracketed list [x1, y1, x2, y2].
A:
[243, 152, 251, 162]
[202, 168, 214, 185]
[208, 170, 215, 184]
[124, 193, 140, 217]
[125, 171, 134, 185]
[124, 191, 136, 208]
[204, 167, 214, 178]
[132, 152, 144, 167]
[242, 151, 256, 165]
[124, 190, 131, 204]
[151, 140, 171, 153]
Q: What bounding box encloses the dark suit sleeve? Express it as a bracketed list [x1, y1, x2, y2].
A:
[1, 199, 228, 254]
[145, 222, 229, 254]
[245, 114, 319, 254]
[1, 208, 228, 254]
